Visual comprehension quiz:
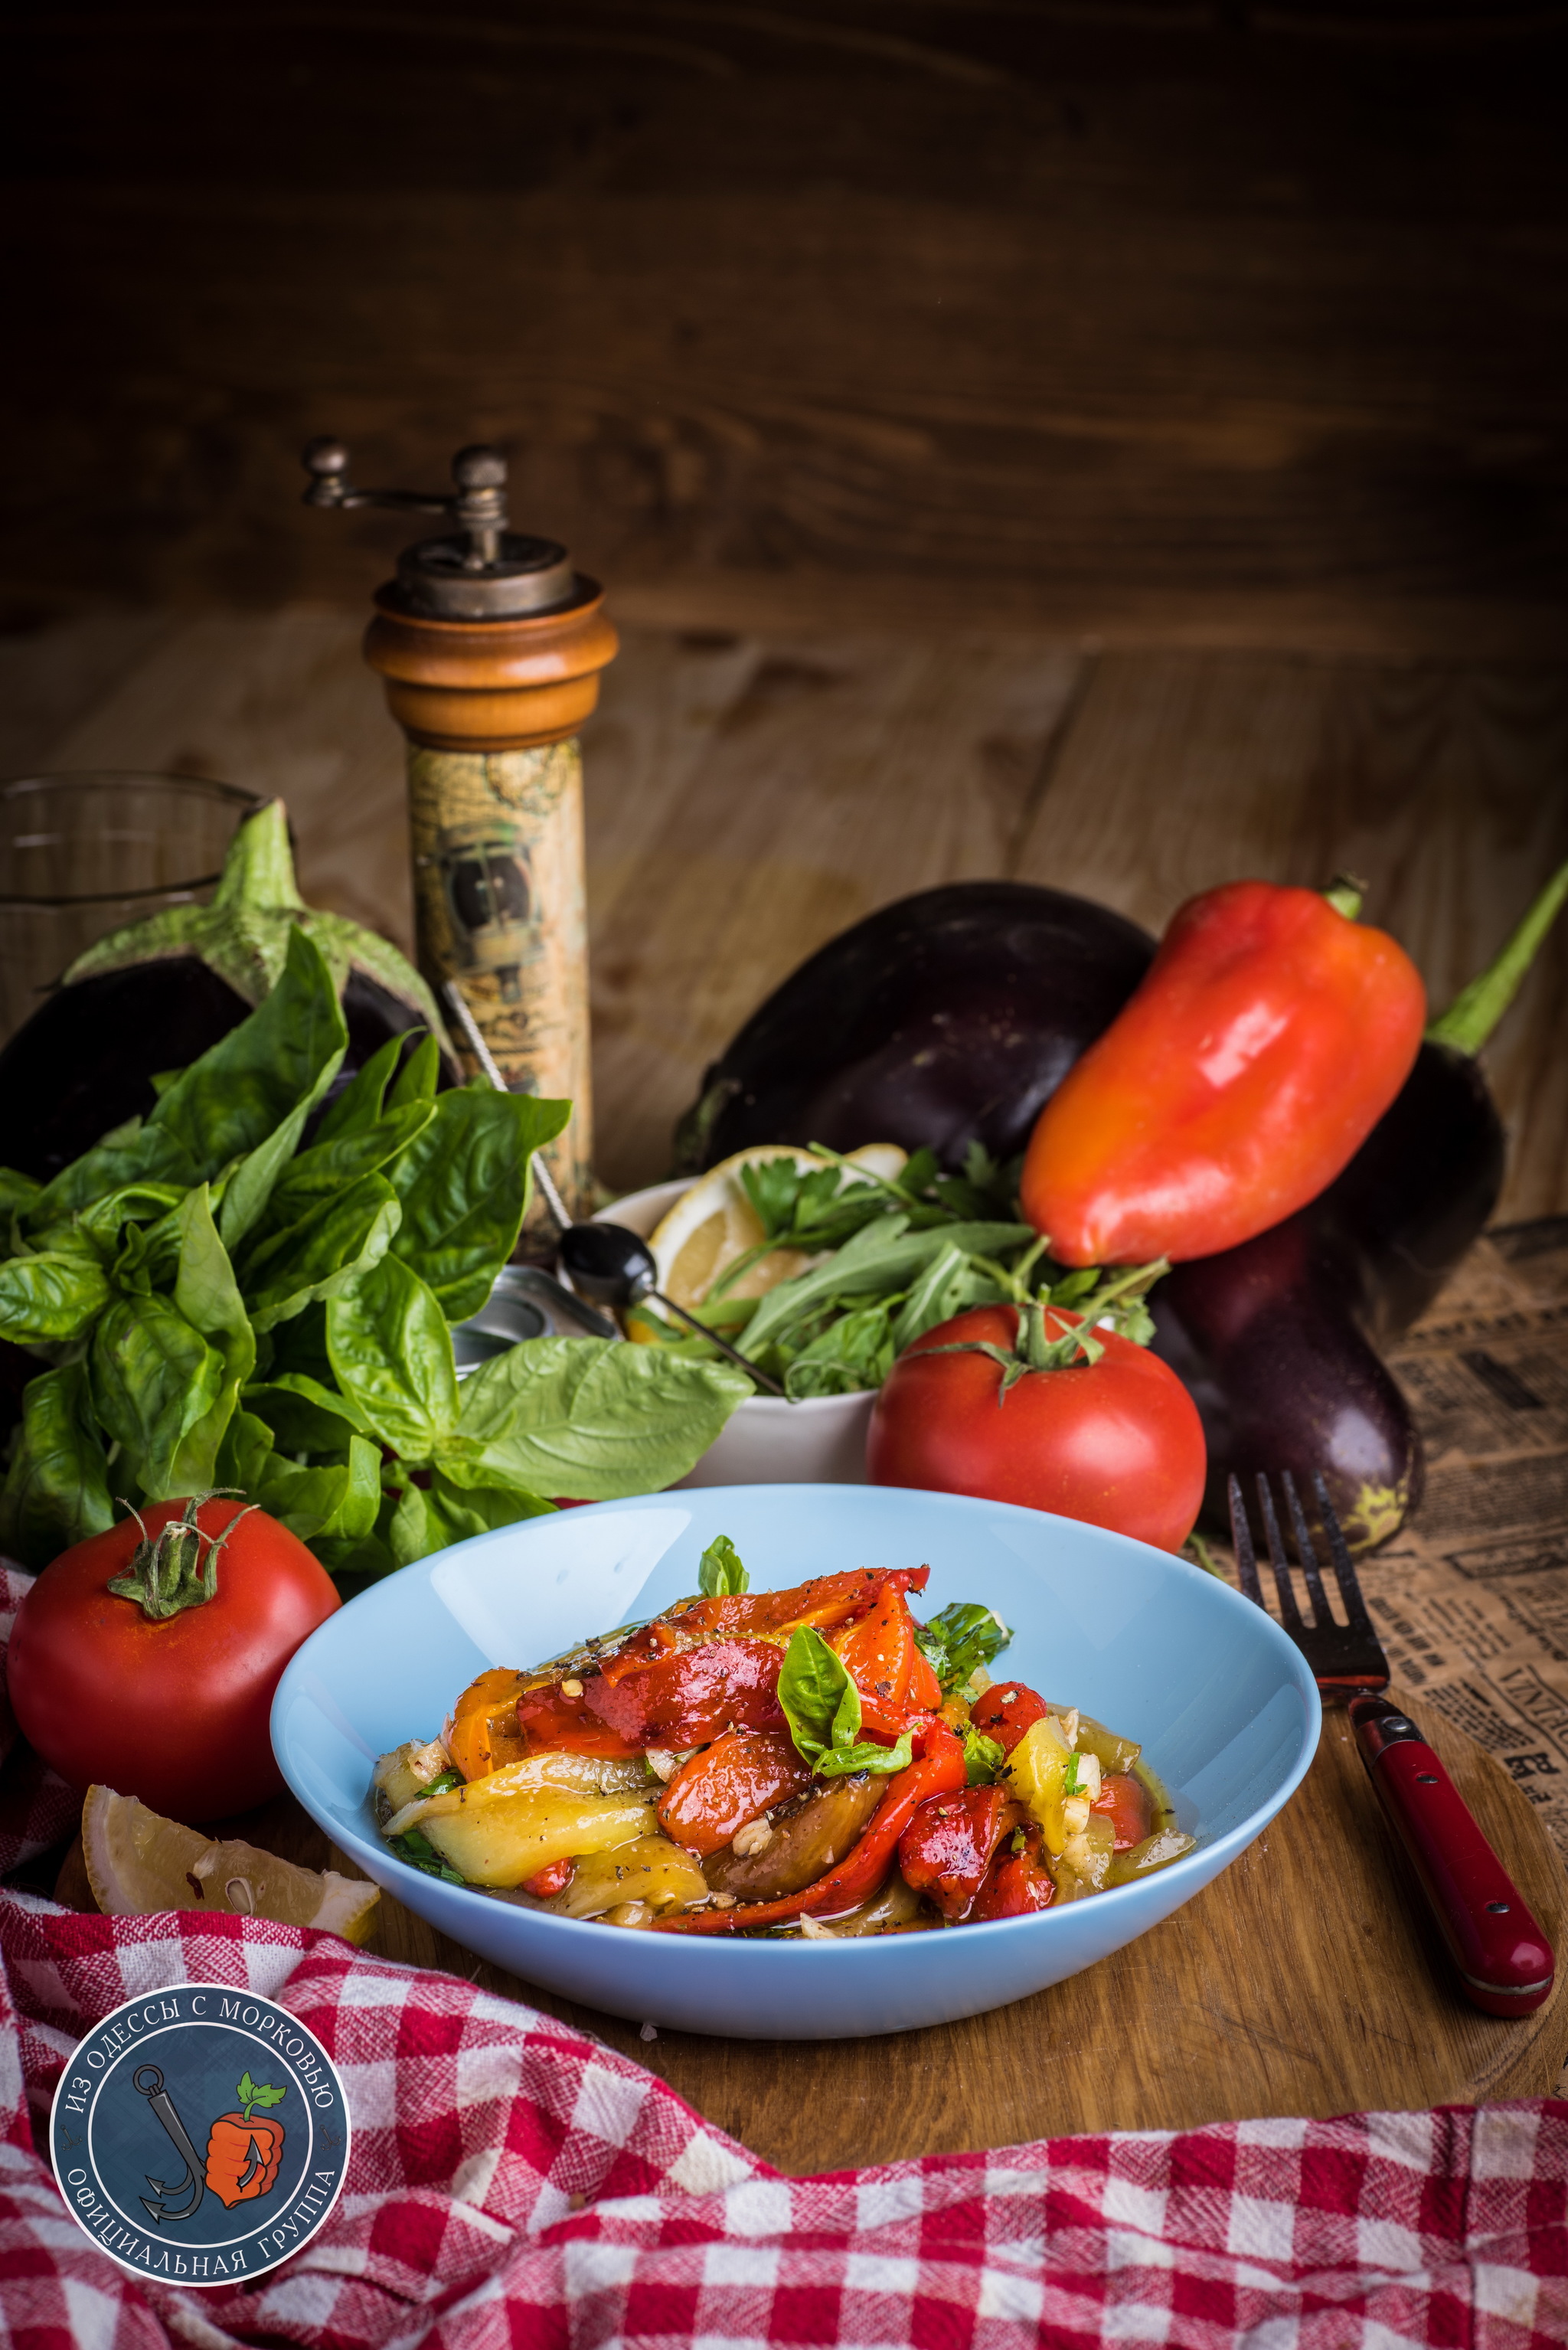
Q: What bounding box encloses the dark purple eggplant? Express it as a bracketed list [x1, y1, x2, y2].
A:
[1152, 1214, 1425, 1554]
[1152, 858, 1567, 1548]
[0, 799, 459, 1182]
[675, 881, 1155, 1174]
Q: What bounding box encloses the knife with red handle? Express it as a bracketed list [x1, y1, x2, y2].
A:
[1348, 1693, 1555, 2016]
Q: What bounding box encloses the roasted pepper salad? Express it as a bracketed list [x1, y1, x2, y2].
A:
[372, 1538, 1194, 1935]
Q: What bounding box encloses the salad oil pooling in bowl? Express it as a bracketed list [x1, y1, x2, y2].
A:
[371, 1536, 1193, 1935]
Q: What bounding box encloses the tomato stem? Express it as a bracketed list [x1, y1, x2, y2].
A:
[106, 1492, 257, 1620]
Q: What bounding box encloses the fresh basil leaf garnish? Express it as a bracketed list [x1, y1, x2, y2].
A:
[913, 1601, 1013, 1695]
[698, 1534, 749, 1597]
[777, 1625, 907, 1778]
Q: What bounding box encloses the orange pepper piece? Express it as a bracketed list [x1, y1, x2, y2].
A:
[447, 1667, 528, 1780]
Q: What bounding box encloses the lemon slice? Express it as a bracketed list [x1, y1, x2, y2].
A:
[81, 1786, 381, 1945]
[648, 1142, 909, 1310]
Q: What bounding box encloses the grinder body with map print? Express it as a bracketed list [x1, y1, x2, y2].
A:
[303, 438, 617, 1221]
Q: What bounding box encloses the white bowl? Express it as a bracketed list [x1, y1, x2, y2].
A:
[591, 1178, 875, 1486]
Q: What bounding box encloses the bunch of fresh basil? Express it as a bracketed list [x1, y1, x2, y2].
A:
[0, 927, 749, 1574]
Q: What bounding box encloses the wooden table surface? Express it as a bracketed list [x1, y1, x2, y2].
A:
[15, 596, 1568, 2162]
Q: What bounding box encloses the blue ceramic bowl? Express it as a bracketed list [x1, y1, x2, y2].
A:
[273, 1486, 1319, 2039]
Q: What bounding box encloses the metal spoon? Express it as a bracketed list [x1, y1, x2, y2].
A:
[441, 982, 785, 1395]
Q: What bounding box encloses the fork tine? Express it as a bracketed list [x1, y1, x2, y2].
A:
[1227, 1474, 1266, 1608]
[1256, 1474, 1302, 1628]
[1312, 1472, 1377, 1635]
[1282, 1470, 1332, 1628]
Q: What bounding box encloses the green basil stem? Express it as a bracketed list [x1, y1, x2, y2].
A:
[1425, 856, 1568, 1058]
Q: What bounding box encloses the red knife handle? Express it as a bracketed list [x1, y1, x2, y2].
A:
[1349, 1695, 1554, 2016]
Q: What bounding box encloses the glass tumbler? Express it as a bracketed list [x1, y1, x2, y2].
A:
[0, 772, 261, 1044]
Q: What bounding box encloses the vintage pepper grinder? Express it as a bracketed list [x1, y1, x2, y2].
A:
[302, 436, 616, 1219]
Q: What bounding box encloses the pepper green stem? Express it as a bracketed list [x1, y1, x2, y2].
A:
[1426, 857, 1568, 1057]
[1321, 874, 1366, 920]
[106, 1492, 255, 1620]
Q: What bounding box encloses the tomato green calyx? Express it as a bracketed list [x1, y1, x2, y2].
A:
[922, 1260, 1171, 1399]
[106, 1492, 258, 1620]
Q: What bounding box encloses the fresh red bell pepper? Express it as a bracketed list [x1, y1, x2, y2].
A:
[656, 1721, 967, 1934]
[1021, 879, 1427, 1266]
[656, 1727, 813, 1857]
[968, 1680, 1049, 1758]
[896, 1784, 1024, 1920]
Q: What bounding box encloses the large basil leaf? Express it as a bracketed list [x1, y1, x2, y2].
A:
[216, 1050, 348, 1254]
[388, 1468, 554, 1568]
[0, 1361, 115, 1569]
[0, 1250, 112, 1343]
[147, 923, 347, 1182]
[218, 1408, 381, 1544]
[243, 1374, 374, 1453]
[240, 1172, 402, 1334]
[90, 1293, 223, 1500]
[261, 1100, 434, 1228]
[326, 1256, 459, 1463]
[168, 1184, 256, 1483]
[452, 1337, 749, 1500]
[389, 1086, 571, 1322]
[29, 1119, 200, 1231]
[776, 1625, 911, 1780]
[75, 1182, 190, 1262]
[388, 1031, 441, 1108]
[310, 1031, 405, 1146]
[0, 1169, 43, 1218]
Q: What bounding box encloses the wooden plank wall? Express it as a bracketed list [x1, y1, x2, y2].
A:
[7, 2, 1565, 651]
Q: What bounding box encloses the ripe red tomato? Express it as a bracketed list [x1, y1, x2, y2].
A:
[866, 1302, 1206, 1551]
[8, 1499, 340, 1819]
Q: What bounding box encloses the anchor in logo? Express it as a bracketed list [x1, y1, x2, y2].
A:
[132, 2064, 289, 2224]
[132, 2065, 207, 2224]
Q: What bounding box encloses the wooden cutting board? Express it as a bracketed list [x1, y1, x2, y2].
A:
[56, 1694, 1568, 2176]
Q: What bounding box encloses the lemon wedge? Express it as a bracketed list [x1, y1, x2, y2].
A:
[81, 1786, 381, 1945]
[647, 1142, 909, 1310]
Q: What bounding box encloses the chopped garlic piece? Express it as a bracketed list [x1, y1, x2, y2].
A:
[645, 1748, 681, 1783]
[410, 1739, 451, 1786]
[1063, 1794, 1092, 1836]
[603, 1900, 654, 1928]
[799, 1914, 831, 1940]
[731, 1816, 774, 1858]
[1054, 1708, 1080, 1749]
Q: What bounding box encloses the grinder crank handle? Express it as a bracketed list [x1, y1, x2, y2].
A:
[1348, 1693, 1555, 2016]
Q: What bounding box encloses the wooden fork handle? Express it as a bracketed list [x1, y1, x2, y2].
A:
[1349, 1695, 1555, 2017]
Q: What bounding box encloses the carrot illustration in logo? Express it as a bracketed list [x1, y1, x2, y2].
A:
[204, 2072, 287, 2208]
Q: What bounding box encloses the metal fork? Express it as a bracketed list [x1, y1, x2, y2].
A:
[1229, 1469, 1555, 2018]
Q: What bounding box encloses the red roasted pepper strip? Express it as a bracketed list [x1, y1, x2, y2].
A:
[599, 1567, 930, 1685]
[655, 1722, 966, 1935]
[1021, 878, 1426, 1265]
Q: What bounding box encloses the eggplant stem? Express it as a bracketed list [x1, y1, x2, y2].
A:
[211, 799, 306, 914]
[1426, 856, 1568, 1057]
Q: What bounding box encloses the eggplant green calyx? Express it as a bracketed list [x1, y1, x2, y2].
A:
[63, 798, 452, 1049]
[1426, 855, 1568, 1059]
[923, 1258, 1171, 1397]
[1321, 874, 1367, 921]
[106, 1492, 257, 1620]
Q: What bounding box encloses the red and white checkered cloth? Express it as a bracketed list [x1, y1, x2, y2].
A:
[2, 1568, 1566, 2348]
